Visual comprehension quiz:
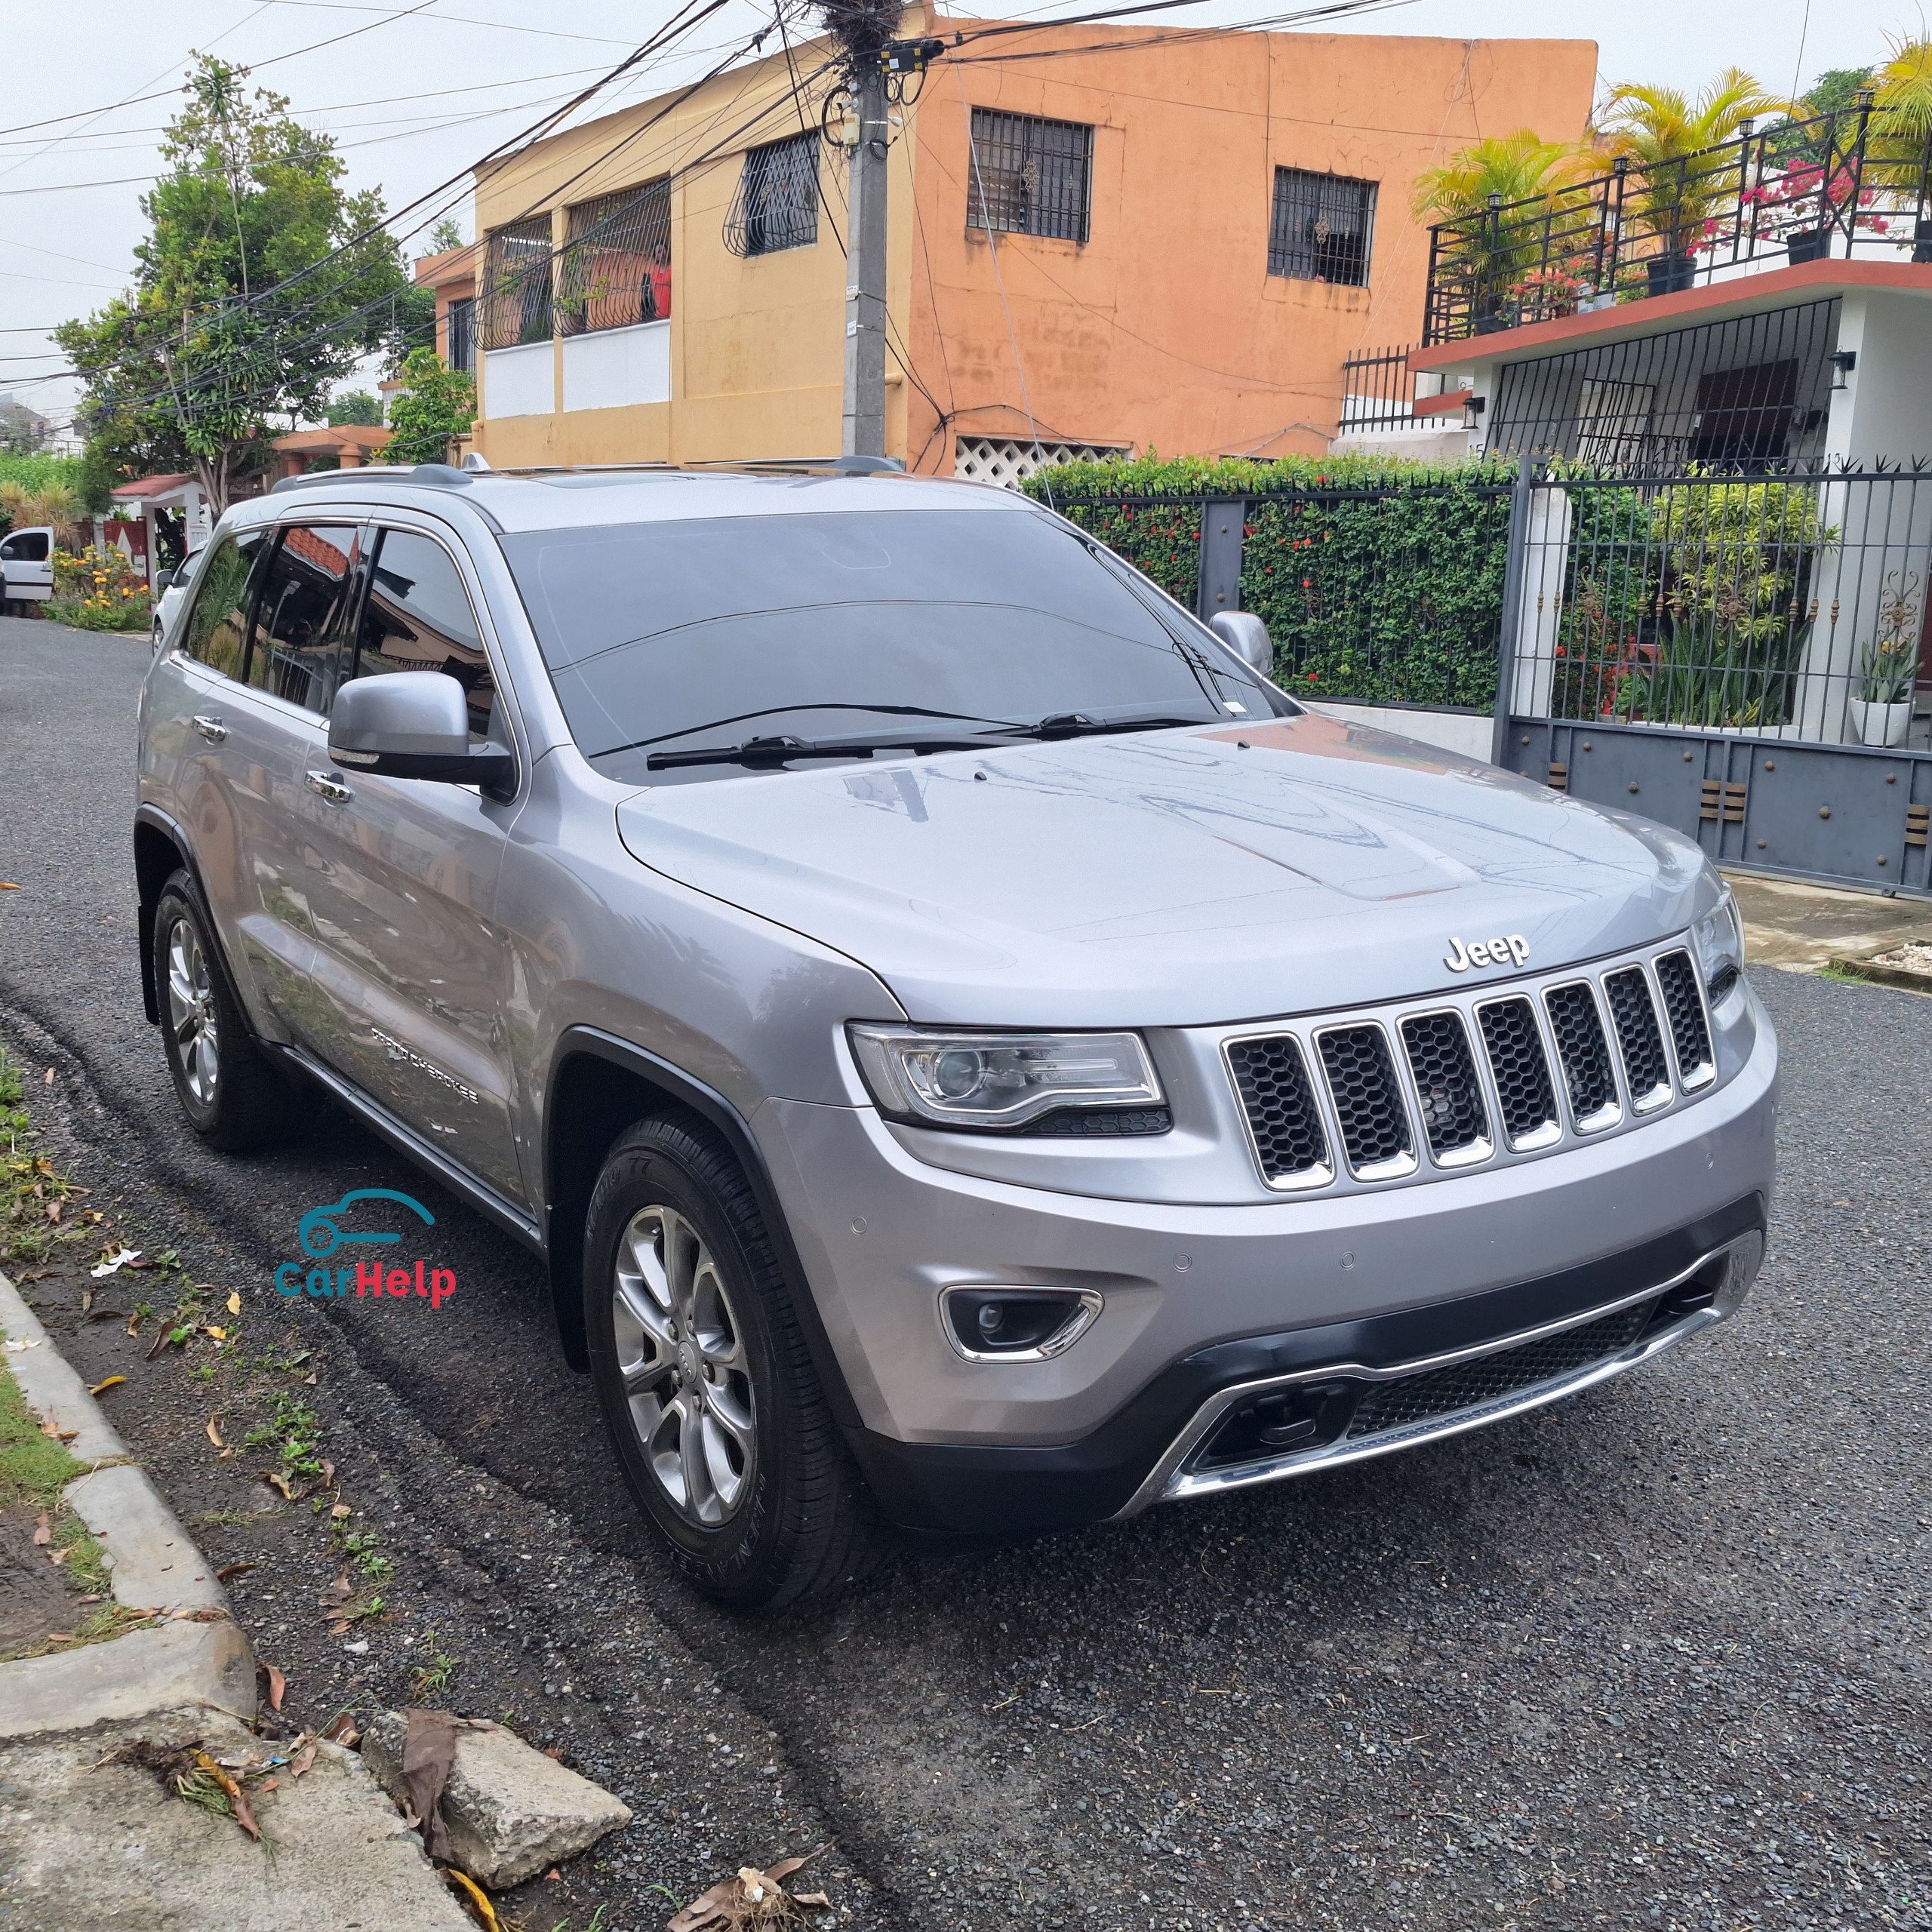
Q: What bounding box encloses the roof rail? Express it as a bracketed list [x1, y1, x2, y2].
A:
[268, 462, 474, 497]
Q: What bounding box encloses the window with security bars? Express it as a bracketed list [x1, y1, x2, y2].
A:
[724, 134, 819, 258]
[479, 214, 554, 350]
[558, 179, 673, 334]
[445, 297, 475, 374]
[1268, 168, 1376, 286]
[968, 109, 1093, 244]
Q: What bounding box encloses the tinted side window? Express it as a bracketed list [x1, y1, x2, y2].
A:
[348, 529, 496, 742]
[178, 530, 268, 680]
[247, 525, 361, 714]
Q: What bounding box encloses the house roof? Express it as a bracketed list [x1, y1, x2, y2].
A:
[412, 242, 478, 294]
[272, 425, 392, 454]
[1410, 260, 1932, 374]
[109, 472, 198, 505]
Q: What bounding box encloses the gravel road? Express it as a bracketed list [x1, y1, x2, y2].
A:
[2, 614, 1927, 1932]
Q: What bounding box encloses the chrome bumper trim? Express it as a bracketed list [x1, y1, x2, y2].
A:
[1113, 1235, 1758, 1518]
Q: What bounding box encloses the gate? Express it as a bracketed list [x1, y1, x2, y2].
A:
[1494, 463, 1932, 897]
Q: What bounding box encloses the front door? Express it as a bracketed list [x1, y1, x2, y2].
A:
[295, 523, 526, 1205]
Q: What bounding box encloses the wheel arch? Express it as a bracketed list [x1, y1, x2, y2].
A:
[134, 806, 205, 1025]
[541, 1027, 861, 1429]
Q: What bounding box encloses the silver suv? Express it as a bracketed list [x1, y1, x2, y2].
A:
[135, 462, 1777, 1606]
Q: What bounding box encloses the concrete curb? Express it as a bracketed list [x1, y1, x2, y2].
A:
[1827, 955, 1932, 996]
[0, 1267, 257, 1737]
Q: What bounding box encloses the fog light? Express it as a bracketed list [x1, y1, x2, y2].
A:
[941, 1287, 1103, 1362]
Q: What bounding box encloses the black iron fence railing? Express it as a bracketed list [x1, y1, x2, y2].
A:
[1337, 345, 1418, 432]
[1423, 100, 1932, 346]
[1043, 464, 1932, 750]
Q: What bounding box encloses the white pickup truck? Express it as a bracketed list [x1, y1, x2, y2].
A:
[0, 525, 54, 611]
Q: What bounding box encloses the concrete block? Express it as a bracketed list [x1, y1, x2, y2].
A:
[0, 1706, 475, 1930]
[363, 1709, 633, 1888]
[0, 1618, 255, 1737]
[63, 1462, 228, 1614]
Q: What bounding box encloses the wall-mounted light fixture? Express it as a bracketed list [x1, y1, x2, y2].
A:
[1830, 349, 1857, 390]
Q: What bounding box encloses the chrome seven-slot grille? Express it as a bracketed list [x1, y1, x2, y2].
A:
[1223, 945, 1718, 1192]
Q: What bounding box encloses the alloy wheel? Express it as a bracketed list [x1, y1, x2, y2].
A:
[611, 1204, 756, 1527]
[164, 915, 220, 1107]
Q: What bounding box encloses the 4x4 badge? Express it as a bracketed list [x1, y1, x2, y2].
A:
[1444, 934, 1529, 972]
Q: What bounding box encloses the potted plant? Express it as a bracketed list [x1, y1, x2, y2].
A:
[1850, 636, 1916, 746]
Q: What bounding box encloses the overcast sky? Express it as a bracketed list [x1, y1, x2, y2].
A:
[0, 0, 1919, 440]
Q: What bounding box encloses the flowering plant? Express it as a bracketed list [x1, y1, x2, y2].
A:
[1742, 164, 1889, 238]
[49, 543, 153, 632]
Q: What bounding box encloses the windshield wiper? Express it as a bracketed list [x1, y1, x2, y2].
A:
[647, 731, 998, 771]
[1026, 711, 1211, 739]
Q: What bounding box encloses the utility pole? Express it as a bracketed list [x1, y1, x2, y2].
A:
[841, 43, 891, 458]
[814, 5, 940, 460]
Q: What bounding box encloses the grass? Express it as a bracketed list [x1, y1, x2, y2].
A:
[0, 1355, 139, 1660]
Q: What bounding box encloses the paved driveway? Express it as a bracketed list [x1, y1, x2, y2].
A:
[2, 614, 1927, 1931]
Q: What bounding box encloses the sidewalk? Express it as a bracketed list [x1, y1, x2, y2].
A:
[1725, 869, 1932, 974]
[0, 1267, 475, 1932]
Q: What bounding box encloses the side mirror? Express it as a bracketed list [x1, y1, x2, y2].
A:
[1209, 611, 1273, 675]
[328, 671, 515, 791]
[153, 568, 176, 594]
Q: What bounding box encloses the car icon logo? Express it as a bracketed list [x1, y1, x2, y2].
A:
[297, 1188, 435, 1260]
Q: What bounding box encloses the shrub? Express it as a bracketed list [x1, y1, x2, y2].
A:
[1024, 452, 1516, 706]
[48, 545, 152, 632]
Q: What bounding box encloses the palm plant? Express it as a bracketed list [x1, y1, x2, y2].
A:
[1413, 131, 1593, 318]
[1598, 69, 1794, 254]
[1866, 36, 1932, 205]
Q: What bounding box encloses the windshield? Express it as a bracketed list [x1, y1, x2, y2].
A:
[500, 506, 1294, 783]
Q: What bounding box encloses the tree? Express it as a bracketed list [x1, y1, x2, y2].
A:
[56, 56, 427, 512]
[420, 217, 466, 257]
[383, 347, 475, 466]
[1411, 131, 1587, 224]
[324, 389, 382, 426]
[1804, 67, 1876, 119]
[1597, 69, 1793, 246]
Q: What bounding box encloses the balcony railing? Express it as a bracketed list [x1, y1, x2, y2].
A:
[1423, 100, 1932, 345]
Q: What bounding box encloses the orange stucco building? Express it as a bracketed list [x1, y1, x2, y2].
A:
[417, 15, 1595, 475]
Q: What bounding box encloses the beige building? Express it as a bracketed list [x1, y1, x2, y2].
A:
[416, 14, 1594, 475]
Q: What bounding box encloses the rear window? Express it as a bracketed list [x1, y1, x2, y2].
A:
[500, 506, 1288, 783]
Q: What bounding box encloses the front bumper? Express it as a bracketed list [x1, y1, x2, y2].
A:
[755, 980, 1777, 1534]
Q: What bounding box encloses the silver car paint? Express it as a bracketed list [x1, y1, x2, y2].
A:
[139, 470, 1777, 1469]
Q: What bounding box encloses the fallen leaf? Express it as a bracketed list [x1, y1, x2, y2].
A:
[329, 1503, 352, 1520]
[259, 1777, 278, 1793]
[666, 1850, 831, 1932]
[48, 1546, 70, 1567]
[3, 1338, 41, 1353]
[205, 1417, 226, 1450]
[32, 1512, 50, 1546]
[215, 1562, 255, 1582]
[302, 1371, 317, 1386]
[45, 1633, 74, 1644]
[0, 882, 17, 889]
[320, 1460, 335, 1484]
[289, 1739, 318, 1777]
[261, 1663, 287, 1712]
[205, 1324, 227, 1341]
[86, 1308, 124, 1322]
[125, 1311, 142, 1338]
[264, 1472, 299, 1502]
[79, 1289, 91, 1313]
[45, 1200, 61, 1223]
[446, 1869, 503, 1931]
[42, 1067, 54, 1085]
[193, 1749, 259, 1841]
[89, 1374, 126, 1397]
[38, 1420, 77, 1444]
[545, 1868, 562, 1882]
[226, 1291, 242, 1317]
[318, 1713, 358, 1746]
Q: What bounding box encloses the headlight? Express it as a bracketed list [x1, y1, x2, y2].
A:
[1690, 890, 1744, 995]
[847, 1025, 1163, 1131]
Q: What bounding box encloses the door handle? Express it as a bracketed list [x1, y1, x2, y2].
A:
[306, 769, 354, 804]
[191, 714, 229, 743]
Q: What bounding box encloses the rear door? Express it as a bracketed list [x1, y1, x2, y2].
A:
[295, 521, 527, 1204]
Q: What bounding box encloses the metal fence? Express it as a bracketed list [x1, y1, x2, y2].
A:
[1424, 99, 1932, 345]
[1509, 464, 1932, 751]
[1337, 345, 1417, 432]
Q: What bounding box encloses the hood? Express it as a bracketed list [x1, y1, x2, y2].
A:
[614, 712, 1714, 1027]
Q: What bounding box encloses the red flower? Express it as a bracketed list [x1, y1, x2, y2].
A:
[1307, 672, 1318, 683]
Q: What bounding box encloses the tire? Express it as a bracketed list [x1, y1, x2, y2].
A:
[584, 1113, 879, 1610]
[152, 869, 293, 1152]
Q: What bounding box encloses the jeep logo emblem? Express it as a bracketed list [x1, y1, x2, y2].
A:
[1444, 934, 1529, 972]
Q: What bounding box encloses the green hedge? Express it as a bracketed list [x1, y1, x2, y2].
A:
[1023, 454, 1516, 708]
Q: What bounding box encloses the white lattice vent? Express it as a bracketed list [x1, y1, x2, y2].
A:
[953, 436, 1132, 487]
